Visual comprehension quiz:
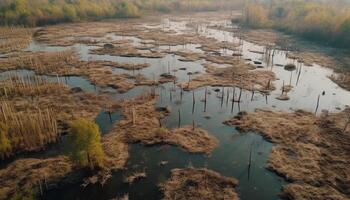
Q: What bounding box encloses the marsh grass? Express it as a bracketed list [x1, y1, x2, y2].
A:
[160, 168, 239, 200]
[0, 101, 58, 157]
[0, 74, 64, 98]
[0, 27, 33, 54]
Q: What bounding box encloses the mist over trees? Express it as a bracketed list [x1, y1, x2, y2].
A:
[240, 0, 350, 48]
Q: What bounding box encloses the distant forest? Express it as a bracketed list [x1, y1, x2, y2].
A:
[0, 0, 242, 26]
[240, 0, 350, 48]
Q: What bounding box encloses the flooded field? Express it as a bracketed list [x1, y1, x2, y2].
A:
[0, 12, 349, 200]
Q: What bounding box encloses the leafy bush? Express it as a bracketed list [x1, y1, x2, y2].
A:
[67, 118, 105, 169]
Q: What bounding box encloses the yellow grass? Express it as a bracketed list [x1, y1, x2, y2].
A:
[180, 62, 275, 92]
[160, 168, 239, 200]
[0, 156, 71, 200]
[0, 102, 58, 157]
[0, 27, 33, 54]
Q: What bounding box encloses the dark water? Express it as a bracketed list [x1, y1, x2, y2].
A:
[2, 16, 350, 200]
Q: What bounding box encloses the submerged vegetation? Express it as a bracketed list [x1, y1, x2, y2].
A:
[240, 1, 350, 48]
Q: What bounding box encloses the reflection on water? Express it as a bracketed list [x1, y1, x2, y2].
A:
[4, 16, 350, 200]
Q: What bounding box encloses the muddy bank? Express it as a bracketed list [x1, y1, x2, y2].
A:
[160, 168, 239, 200]
[180, 62, 275, 93]
[225, 109, 350, 199]
[105, 94, 218, 154]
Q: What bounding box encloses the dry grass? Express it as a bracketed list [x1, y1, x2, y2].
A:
[91, 44, 166, 59]
[0, 74, 65, 97]
[105, 94, 218, 154]
[0, 27, 33, 54]
[0, 156, 72, 200]
[169, 126, 219, 154]
[0, 102, 58, 157]
[225, 109, 350, 199]
[159, 168, 239, 200]
[180, 62, 275, 92]
[0, 50, 76, 74]
[0, 50, 156, 93]
[1, 76, 109, 123]
[330, 72, 350, 91]
[102, 137, 129, 170]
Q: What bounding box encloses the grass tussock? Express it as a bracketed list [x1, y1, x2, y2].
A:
[225, 109, 350, 199]
[0, 156, 71, 200]
[330, 72, 350, 91]
[160, 168, 239, 200]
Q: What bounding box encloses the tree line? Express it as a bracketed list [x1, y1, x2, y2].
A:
[240, 0, 350, 48]
[0, 0, 243, 26]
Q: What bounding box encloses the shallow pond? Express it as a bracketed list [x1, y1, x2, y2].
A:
[3, 15, 350, 200]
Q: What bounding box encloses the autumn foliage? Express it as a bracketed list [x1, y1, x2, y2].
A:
[67, 118, 105, 169]
[240, 1, 350, 48]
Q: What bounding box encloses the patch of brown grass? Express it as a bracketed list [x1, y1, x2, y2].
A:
[0, 27, 33, 54]
[225, 109, 350, 199]
[0, 50, 156, 93]
[180, 62, 275, 92]
[102, 136, 129, 170]
[0, 74, 65, 97]
[0, 102, 58, 157]
[330, 72, 350, 91]
[0, 156, 72, 200]
[159, 168, 239, 200]
[106, 94, 218, 154]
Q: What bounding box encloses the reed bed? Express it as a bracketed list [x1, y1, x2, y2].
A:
[0, 101, 58, 158]
[0, 50, 76, 74]
[0, 27, 33, 54]
[0, 74, 64, 98]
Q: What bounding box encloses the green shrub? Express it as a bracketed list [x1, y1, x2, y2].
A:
[67, 118, 105, 169]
